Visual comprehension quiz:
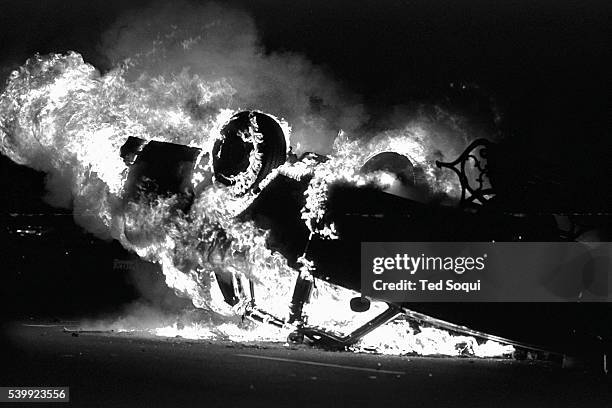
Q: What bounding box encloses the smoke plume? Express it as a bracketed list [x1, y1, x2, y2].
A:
[99, 0, 368, 154]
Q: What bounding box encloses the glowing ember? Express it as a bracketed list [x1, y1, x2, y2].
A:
[352, 321, 515, 358]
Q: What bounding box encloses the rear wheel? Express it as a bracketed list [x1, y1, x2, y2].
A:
[212, 111, 287, 196]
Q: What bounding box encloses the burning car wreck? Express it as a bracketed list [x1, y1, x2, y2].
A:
[2, 1, 611, 404]
[118, 109, 611, 359]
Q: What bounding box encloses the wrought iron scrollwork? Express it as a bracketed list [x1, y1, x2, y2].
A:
[436, 138, 495, 207]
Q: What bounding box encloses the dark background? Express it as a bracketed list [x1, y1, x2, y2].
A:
[1, 0, 610, 211]
[1, 0, 610, 146]
[0, 0, 610, 343]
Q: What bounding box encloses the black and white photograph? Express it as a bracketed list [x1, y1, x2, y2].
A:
[0, 1, 610, 406]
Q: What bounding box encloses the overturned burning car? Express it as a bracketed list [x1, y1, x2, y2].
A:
[119, 110, 611, 358]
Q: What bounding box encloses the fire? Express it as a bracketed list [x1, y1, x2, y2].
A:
[352, 320, 515, 358]
[0, 51, 512, 358]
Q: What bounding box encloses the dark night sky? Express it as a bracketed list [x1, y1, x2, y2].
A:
[1, 1, 609, 126]
[0, 0, 610, 205]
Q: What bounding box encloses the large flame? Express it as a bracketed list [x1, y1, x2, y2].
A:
[0, 51, 511, 358]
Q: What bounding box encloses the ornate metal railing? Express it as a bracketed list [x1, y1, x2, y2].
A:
[436, 138, 495, 208]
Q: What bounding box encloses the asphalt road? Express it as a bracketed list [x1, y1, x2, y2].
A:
[1, 322, 610, 408]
